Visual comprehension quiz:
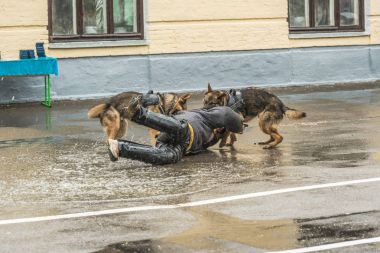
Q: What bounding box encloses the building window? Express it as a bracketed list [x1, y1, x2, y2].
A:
[288, 0, 364, 33]
[49, 0, 144, 42]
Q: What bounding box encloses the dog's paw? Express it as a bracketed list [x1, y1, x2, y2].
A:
[263, 145, 275, 150]
[226, 142, 236, 148]
[227, 144, 236, 151]
[258, 139, 274, 145]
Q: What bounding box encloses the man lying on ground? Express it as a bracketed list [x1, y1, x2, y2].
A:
[107, 93, 244, 165]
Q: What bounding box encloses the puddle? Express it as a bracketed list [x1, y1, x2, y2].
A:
[1, 89, 380, 204]
[94, 240, 159, 253]
[296, 211, 380, 247]
[2, 88, 380, 253]
[94, 210, 380, 252]
[0, 136, 64, 149]
[162, 208, 298, 251]
[373, 152, 380, 161]
[0, 127, 54, 141]
[0, 138, 275, 203]
[291, 136, 370, 168]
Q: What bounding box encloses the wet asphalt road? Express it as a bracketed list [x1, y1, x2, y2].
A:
[0, 85, 380, 253]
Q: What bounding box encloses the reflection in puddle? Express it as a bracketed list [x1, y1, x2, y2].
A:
[291, 137, 370, 168]
[0, 136, 64, 149]
[95, 210, 380, 252]
[163, 208, 297, 251]
[1, 137, 288, 204]
[94, 240, 159, 253]
[296, 211, 379, 247]
[0, 127, 53, 141]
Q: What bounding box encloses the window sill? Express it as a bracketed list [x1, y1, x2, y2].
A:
[289, 31, 370, 39]
[48, 39, 149, 49]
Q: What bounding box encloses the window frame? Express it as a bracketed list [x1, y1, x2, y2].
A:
[288, 0, 365, 33]
[48, 0, 144, 42]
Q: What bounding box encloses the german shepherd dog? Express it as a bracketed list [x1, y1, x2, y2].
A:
[88, 91, 192, 143]
[203, 84, 306, 149]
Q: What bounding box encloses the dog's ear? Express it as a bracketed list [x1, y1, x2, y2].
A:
[157, 92, 165, 102]
[180, 93, 192, 102]
[207, 83, 213, 93]
[229, 89, 236, 96]
[217, 93, 227, 99]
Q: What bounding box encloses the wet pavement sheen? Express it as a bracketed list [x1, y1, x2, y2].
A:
[0, 85, 380, 253]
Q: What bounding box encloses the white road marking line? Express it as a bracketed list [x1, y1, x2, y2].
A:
[267, 236, 380, 253]
[1, 177, 380, 225]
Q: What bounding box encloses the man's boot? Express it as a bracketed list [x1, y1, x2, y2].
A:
[108, 139, 183, 165]
[122, 92, 190, 147]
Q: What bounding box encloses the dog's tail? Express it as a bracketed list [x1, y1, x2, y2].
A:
[88, 104, 107, 119]
[284, 106, 306, 120]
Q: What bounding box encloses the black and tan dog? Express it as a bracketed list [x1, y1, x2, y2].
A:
[88, 91, 191, 143]
[203, 84, 306, 149]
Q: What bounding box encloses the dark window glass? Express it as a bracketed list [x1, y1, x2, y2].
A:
[113, 0, 137, 33]
[50, 0, 143, 41]
[289, 0, 310, 27]
[340, 0, 360, 26]
[83, 0, 107, 34]
[315, 0, 335, 27]
[52, 0, 75, 35]
[288, 0, 364, 33]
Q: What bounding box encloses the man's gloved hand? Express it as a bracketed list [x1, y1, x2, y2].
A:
[141, 90, 160, 107]
[124, 91, 160, 120]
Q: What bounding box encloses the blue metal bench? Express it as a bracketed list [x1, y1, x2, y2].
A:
[0, 57, 58, 107]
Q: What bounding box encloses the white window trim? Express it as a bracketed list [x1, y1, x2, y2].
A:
[305, 0, 310, 27]
[73, 0, 77, 34]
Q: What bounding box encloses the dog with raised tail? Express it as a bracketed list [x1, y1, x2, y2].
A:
[203, 84, 306, 149]
[88, 91, 192, 143]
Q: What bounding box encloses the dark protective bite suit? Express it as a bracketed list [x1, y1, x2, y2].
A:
[118, 106, 190, 165]
[116, 99, 244, 165]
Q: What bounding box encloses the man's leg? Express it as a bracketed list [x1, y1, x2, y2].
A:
[126, 96, 189, 145]
[108, 139, 184, 165]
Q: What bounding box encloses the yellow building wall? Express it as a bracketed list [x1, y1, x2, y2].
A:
[0, 0, 48, 59]
[0, 0, 379, 59]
